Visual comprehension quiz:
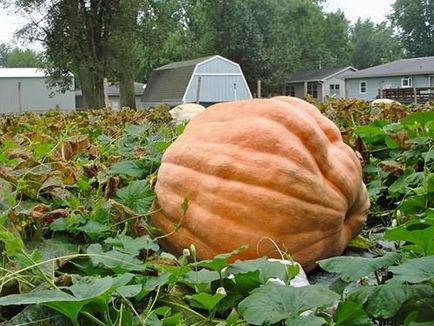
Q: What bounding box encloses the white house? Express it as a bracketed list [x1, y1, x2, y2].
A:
[0, 68, 75, 114]
[345, 56, 434, 102]
[286, 66, 357, 101]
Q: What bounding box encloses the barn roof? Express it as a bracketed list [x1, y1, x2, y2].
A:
[143, 55, 220, 103]
[0, 68, 45, 78]
[155, 56, 215, 71]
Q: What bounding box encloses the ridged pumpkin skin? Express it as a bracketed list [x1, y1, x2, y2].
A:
[151, 96, 370, 271]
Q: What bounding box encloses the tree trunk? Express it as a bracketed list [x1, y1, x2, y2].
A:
[119, 73, 136, 109]
[79, 66, 105, 109]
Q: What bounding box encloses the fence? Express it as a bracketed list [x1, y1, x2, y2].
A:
[379, 87, 434, 103]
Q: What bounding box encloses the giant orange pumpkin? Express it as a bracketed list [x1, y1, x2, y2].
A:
[151, 96, 370, 271]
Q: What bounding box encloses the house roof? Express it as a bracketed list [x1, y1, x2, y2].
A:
[287, 66, 356, 83]
[345, 56, 434, 79]
[143, 55, 221, 103]
[0, 68, 45, 78]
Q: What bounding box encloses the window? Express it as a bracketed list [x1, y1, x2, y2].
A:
[330, 84, 340, 97]
[360, 81, 367, 94]
[307, 84, 318, 98]
[401, 76, 412, 88]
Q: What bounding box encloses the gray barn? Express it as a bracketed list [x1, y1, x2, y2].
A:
[142, 55, 252, 107]
[0, 68, 75, 114]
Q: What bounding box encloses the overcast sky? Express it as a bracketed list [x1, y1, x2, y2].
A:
[0, 0, 395, 49]
[323, 0, 395, 23]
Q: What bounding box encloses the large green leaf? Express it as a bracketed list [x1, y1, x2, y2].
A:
[285, 314, 325, 326]
[226, 257, 290, 284]
[0, 229, 24, 257]
[349, 280, 434, 319]
[191, 246, 247, 271]
[317, 253, 401, 282]
[238, 284, 339, 325]
[76, 220, 110, 239]
[355, 125, 385, 144]
[0, 289, 76, 305]
[400, 112, 434, 128]
[185, 292, 226, 311]
[105, 234, 159, 255]
[115, 180, 155, 214]
[182, 269, 221, 292]
[384, 219, 434, 255]
[110, 159, 151, 179]
[389, 256, 434, 283]
[0, 275, 131, 325]
[333, 301, 371, 326]
[86, 243, 145, 272]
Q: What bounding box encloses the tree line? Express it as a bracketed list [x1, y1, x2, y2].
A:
[0, 0, 432, 109]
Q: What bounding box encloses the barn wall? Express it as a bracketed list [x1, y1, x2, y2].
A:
[195, 57, 240, 74]
[0, 77, 75, 113]
[184, 75, 251, 103]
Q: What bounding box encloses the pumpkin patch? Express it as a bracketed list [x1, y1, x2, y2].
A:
[151, 96, 370, 271]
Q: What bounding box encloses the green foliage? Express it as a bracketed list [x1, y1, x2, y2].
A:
[3, 47, 43, 68]
[238, 284, 339, 325]
[390, 0, 434, 57]
[349, 19, 402, 69]
[115, 180, 155, 214]
[0, 102, 433, 325]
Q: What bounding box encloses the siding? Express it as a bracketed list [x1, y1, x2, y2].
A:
[0, 77, 75, 114]
[287, 67, 356, 101]
[185, 75, 250, 103]
[323, 78, 346, 99]
[195, 57, 240, 74]
[143, 55, 251, 107]
[346, 75, 430, 100]
[107, 95, 145, 110]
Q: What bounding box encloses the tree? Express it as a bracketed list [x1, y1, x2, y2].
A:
[349, 19, 403, 69]
[4, 47, 42, 67]
[108, 0, 144, 108]
[321, 11, 351, 67]
[390, 0, 434, 57]
[4, 0, 142, 109]
[138, 0, 194, 81]
[0, 43, 10, 67]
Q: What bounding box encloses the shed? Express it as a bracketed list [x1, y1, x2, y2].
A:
[142, 55, 252, 107]
[286, 66, 357, 101]
[0, 68, 75, 114]
[344, 56, 434, 102]
[75, 82, 146, 109]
